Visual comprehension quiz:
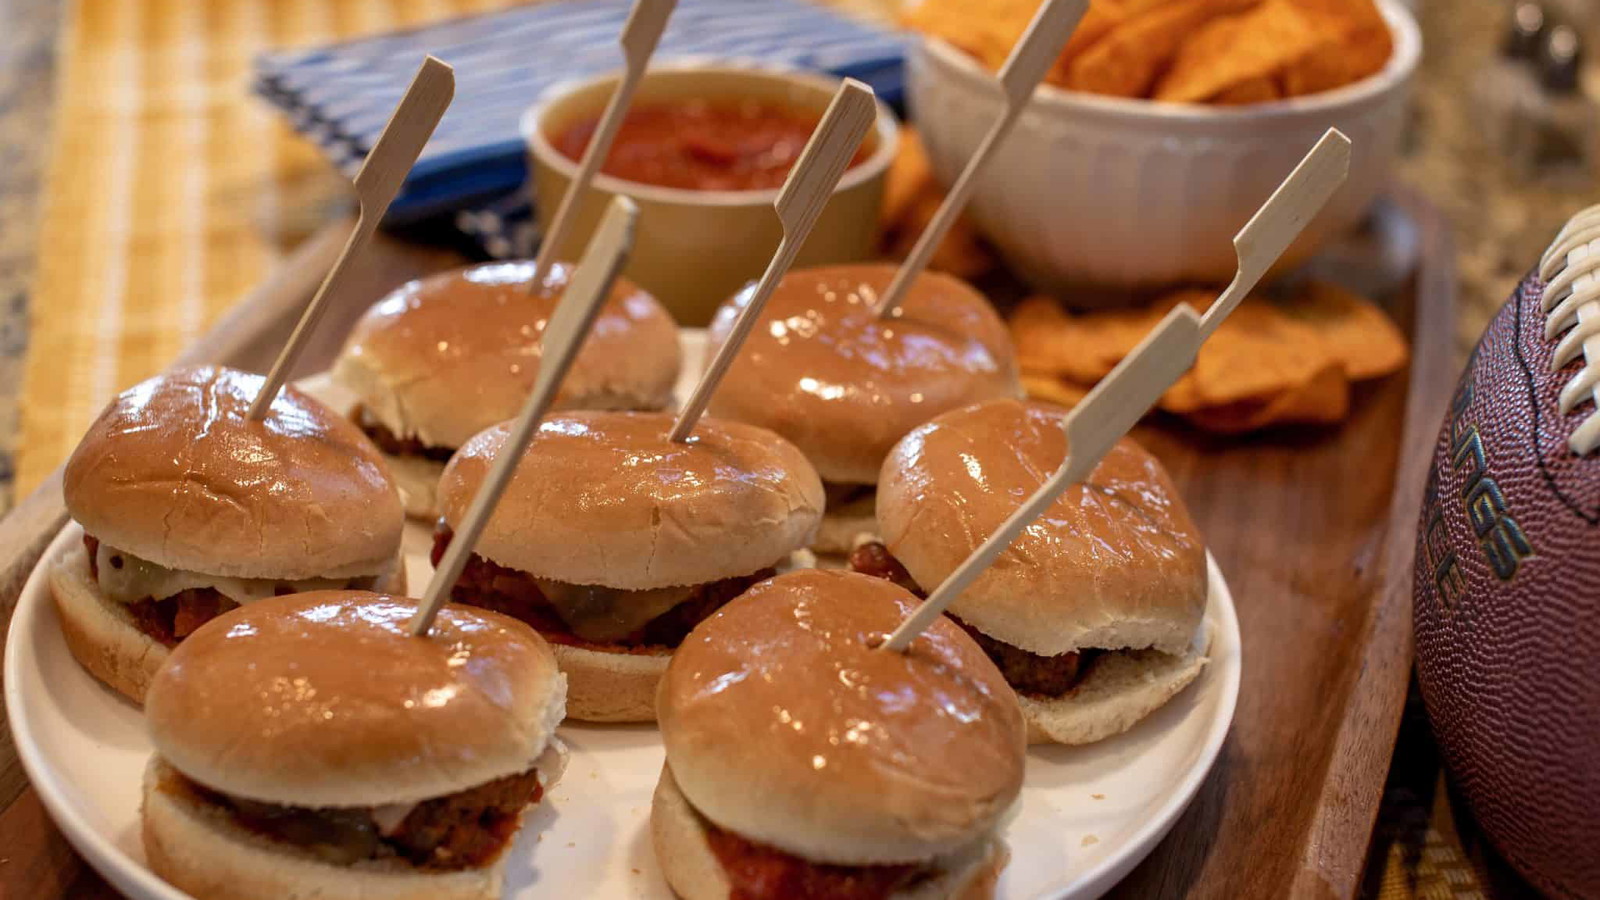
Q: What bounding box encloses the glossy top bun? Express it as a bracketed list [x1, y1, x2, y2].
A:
[438, 412, 822, 590]
[146, 591, 566, 807]
[878, 399, 1207, 657]
[64, 366, 403, 580]
[658, 569, 1025, 865]
[334, 261, 681, 451]
[704, 264, 1020, 485]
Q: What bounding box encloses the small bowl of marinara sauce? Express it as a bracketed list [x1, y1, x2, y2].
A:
[524, 63, 899, 326]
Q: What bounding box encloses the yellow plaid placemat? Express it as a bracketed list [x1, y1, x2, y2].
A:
[16, 0, 529, 494]
[16, 0, 898, 494]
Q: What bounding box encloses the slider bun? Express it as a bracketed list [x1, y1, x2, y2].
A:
[1021, 624, 1211, 745]
[146, 591, 565, 807]
[438, 412, 822, 590]
[652, 767, 1006, 900]
[48, 539, 405, 705]
[550, 643, 669, 723]
[142, 758, 504, 900]
[704, 263, 1020, 486]
[658, 570, 1025, 866]
[879, 399, 1207, 657]
[333, 260, 681, 451]
[64, 365, 403, 581]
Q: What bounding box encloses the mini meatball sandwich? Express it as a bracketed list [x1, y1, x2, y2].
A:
[703, 263, 1020, 554]
[852, 399, 1212, 746]
[141, 591, 568, 900]
[333, 260, 682, 518]
[654, 569, 1026, 900]
[52, 366, 405, 704]
[433, 411, 822, 723]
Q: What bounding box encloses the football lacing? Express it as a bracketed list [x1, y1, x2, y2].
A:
[1540, 203, 1600, 454]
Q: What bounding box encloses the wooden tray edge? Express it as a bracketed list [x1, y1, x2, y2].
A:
[1290, 183, 1461, 898]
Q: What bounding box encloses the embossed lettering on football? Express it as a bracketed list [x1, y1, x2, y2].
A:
[1414, 259, 1600, 900]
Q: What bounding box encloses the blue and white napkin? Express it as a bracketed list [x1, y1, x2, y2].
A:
[255, 0, 910, 255]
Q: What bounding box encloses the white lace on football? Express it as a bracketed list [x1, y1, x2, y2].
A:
[1541, 203, 1600, 454]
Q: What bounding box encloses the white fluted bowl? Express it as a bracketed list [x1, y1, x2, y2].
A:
[908, 0, 1420, 296]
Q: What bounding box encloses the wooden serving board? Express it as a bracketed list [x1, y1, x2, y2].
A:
[0, 184, 1457, 899]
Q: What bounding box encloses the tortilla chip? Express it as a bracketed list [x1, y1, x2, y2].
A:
[1154, 0, 1333, 104]
[1066, 0, 1260, 98]
[886, 193, 995, 280]
[1280, 280, 1409, 380]
[1280, 0, 1391, 94]
[1010, 295, 1165, 384]
[883, 130, 934, 227]
[1022, 373, 1091, 408]
[902, 0, 1040, 72]
[1209, 75, 1282, 104]
[1184, 359, 1350, 432]
[1170, 293, 1342, 409]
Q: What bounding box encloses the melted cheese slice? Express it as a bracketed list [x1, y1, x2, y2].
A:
[534, 579, 696, 643]
[94, 543, 377, 606]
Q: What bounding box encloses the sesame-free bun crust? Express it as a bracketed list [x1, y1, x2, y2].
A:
[551, 642, 669, 723]
[48, 540, 405, 705]
[1022, 623, 1212, 745]
[879, 399, 1207, 657]
[658, 570, 1025, 866]
[146, 591, 565, 807]
[64, 365, 403, 581]
[334, 260, 681, 451]
[142, 758, 504, 900]
[439, 412, 823, 590]
[651, 767, 1006, 900]
[704, 264, 1021, 485]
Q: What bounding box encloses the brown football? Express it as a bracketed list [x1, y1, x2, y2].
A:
[1414, 218, 1600, 900]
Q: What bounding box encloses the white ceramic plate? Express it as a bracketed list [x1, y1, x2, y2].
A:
[5, 332, 1241, 899]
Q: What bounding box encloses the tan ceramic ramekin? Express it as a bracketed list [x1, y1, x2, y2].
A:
[524, 63, 899, 325]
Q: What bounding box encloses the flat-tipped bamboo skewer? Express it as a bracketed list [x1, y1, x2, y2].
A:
[249, 56, 454, 420]
[668, 79, 878, 443]
[873, 0, 1088, 318]
[529, 0, 676, 292]
[411, 196, 639, 636]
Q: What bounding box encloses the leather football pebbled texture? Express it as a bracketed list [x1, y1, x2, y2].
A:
[1414, 269, 1600, 900]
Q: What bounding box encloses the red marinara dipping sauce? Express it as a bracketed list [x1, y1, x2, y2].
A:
[551, 99, 870, 191]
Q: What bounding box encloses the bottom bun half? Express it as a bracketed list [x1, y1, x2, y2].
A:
[811, 505, 879, 557]
[51, 544, 407, 706]
[380, 452, 447, 520]
[141, 757, 503, 900]
[651, 766, 1005, 900]
[1022, 623, 1213, 746]
[551, 642, 670, 723]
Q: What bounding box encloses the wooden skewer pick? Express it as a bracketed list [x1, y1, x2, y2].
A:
[873, 0, 1088, 318]
[249, 56, 454, 420]
[881, 303, 1202, 652]
[881, 129, 1356, 653]
[668, 79, 878, 442]
[530, 0, 676, 291]
[1199, 128, 1352, 339]
[411, 197, 639, 637]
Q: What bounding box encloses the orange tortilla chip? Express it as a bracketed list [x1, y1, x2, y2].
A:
[1184, 360, 1350, 432]
[1154, 0, 1332, 104]
[1066, 0, 1259, 98]
[1009, 295, 1165, 384]
[1155, 289, 1341, 411]
[887, 193, 995, 280]
[901, 0, 1040, 73]
[1280, 280, 1409, 380]
[1209, 75, 1282, 104]
[883, 130, 934, 227]
[1021, 374, 1090, 408]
